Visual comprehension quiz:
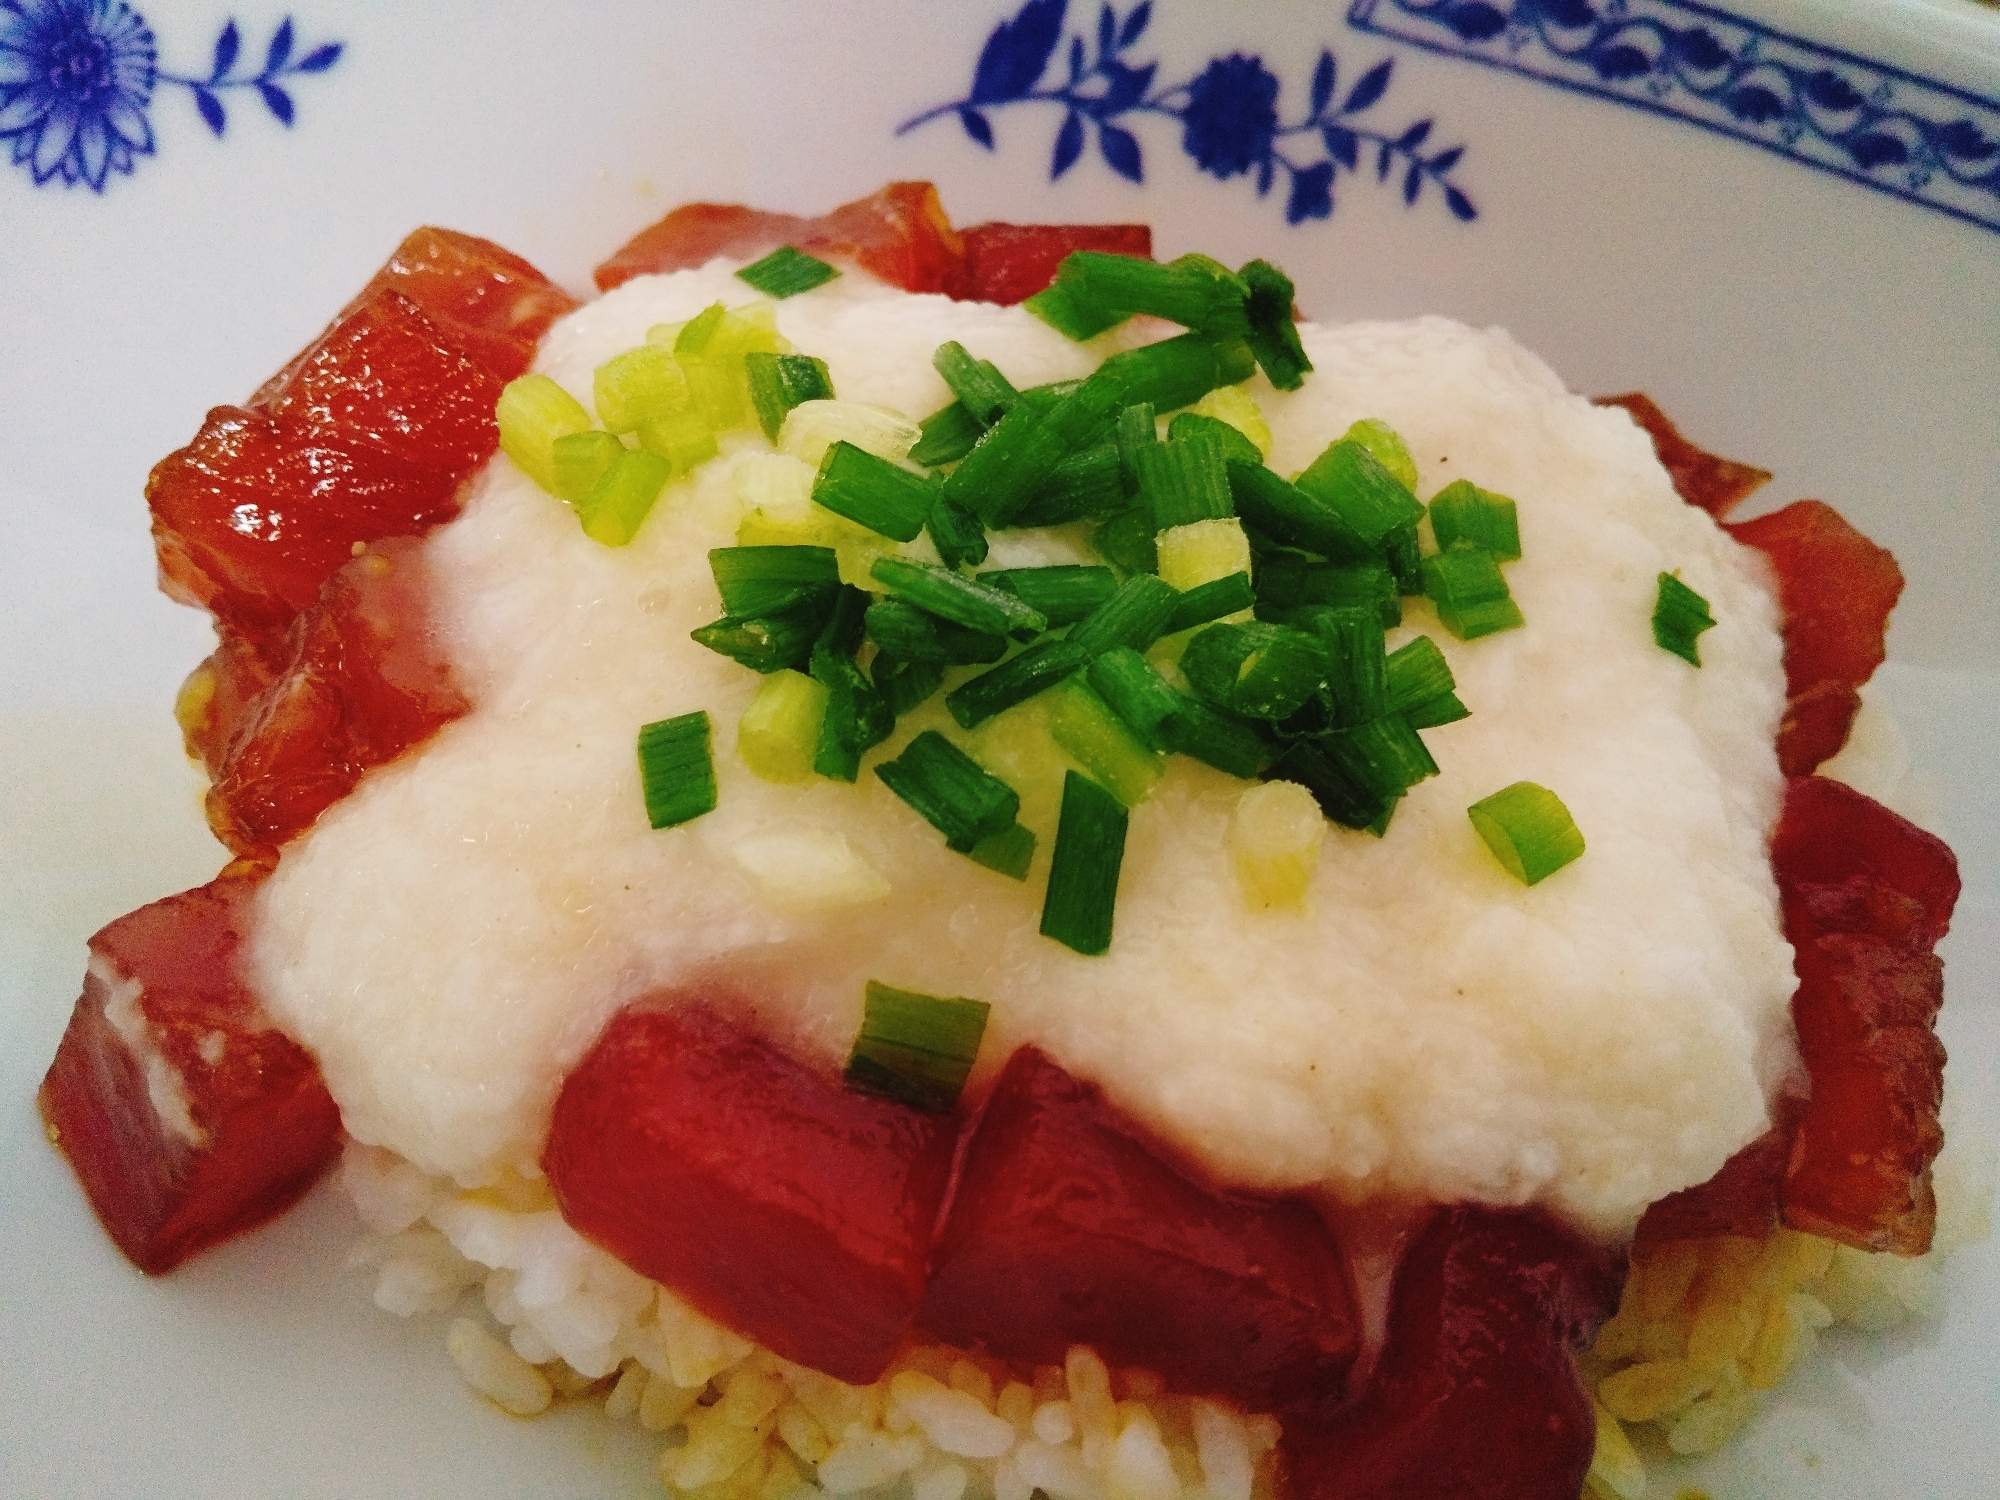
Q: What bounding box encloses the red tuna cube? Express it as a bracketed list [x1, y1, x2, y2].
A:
[542, 1001, 958, 1386]
[919, 1045, 1359, 1412]
[947, 222, 1154, 305]
[38, 874, 342, 1274]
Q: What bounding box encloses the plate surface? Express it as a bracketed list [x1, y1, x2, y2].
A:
[2, 2, 1995, 1496]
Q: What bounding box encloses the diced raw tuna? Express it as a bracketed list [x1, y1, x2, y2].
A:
[1772, 776, 1958, 1254]
[919, 1046, 1359, 1412]
[37, 874, 341, 1274]
[1594, 392, 1771, 519]
[542, 1001, 958, 1385]
[1281, 1206, 1620, 1500]
[1728, 501, 1904, 777]
[185, 535, 470, 856]
[1631, 1096, 1803, 1252]
[946, 221, 1153, 304]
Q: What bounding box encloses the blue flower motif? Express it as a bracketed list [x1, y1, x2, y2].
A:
[1179, 53, 1279, 178]
[0, 0, 158, 191]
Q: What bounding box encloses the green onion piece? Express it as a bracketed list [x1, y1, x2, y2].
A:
[1265, 740, 1394, 831]
[924, 492, 989, 569]
[1385, 524, 1424, 596]
[872, 653, 947, 718]
[1092, 507, 1160, 576]
[679, 353, 754, 433]
[870, 557, 1047, 638]
[1157, 697, 1272, 778]
[737, 669, 830, 784]
[1227, 459, 1376, 566]
[1096, 332, 1255, 415]
[736, 245, 840, 298]
[1136, 431, 1235, 530]
[1023, 279, 1128, 341]
[1258, 562, 1402, 631]
[1422, 542, 1524, 640]
[1652, 572, 1716, 666]
[1015, 379, 1083, 416]
[968, 823, 1036, 881]
[932, 342, 1020, 424]
[672, 302, 727, 354]
[1008, 442, 1128, 528]
[874, 729, 1022, 852]
[550, 429, 626, 507]
[1428, 479, 1521, 560]
[843, 982, 991, 1113]
[745, 352, 835, 442]
[1292, 440, 1426, 552]
[812, 440, 938, 542]
[1054, 251, 1250, 336]
[1323, 715, 1440, 802]
[1468, 782, 1586, 885]
[709, 545, 839, 617]
[594, 344, 691, 435]
[945, 637, 1091, 730]
[496, 374, 592, 494]
[811, 645, 894, 782]
[1239, 259, 1312, 391]
[939, 403, 1066, 527]
[1166, 572, 1256, 634]
[1300, 606, 1388, 728]
[1066, 574, 1181, 657]
[910, 401, 986, 467]
[636, 711, 716, 829]
[863, 598, 1007, 665]
[1385, 636, 1458, 715]
[578, 449, 674, 547]
[1168, 411, 1262, 468]
[1086, 647, 1183, 750]
[1181, 623, 1333, 721]
[1341, 418, 1418, 493]
[635, 407, 719, 473]
[977, 565, 1119, 626]
[691, 597, 828, 673]
[1047, 679, 1165, 808]
[1116, 400, 1159, 484]
[1040, 770, 1129, 956]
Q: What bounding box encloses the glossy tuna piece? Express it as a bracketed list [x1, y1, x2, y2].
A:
[543, 1002, 958, 1385]
[946, 221, 1153, 304]
[1281, 1206, 1619, 1500]
[1632, 1095, 1804, 1252]
[1595, 392, 1771, 519]
[148, 289, 504, 647]
[1727, 500, 1904, 777]
[919, 1046, 1359, 1412]
[183, 536, 470, 856]
[37, 874, 341, 1274]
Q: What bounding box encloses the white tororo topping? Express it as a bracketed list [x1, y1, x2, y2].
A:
[251, 265, 1794, 1237]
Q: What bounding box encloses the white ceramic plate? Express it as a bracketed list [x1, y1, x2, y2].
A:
[2, 2, 1995, 1495]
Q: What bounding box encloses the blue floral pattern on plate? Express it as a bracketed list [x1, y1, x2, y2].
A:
[1348, 0, 2000, 234]
[0, 1, 342, 193]
[899, 0, 1478, 224]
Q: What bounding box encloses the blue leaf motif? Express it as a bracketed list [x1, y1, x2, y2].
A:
[1377, 142, 1393, 180]
[296, 43, 343, 73]
[1095, 60, 1155, 115]
[1287, 161, 1334, 223]
[260, 82, 294, 126]
[1397, 119, 1432, 150]
[971, 0, 1067, 104]
[1443, 3, 1508, 43]
[1310, 50, 1335, 117]
[1591, 45, 1652, 82]
[1444, 185, 1478, 221]
[1725, 85, 1787, 125]
[1803, 70, 1864, 113]
[1256, 157, 1273, 195]
[1673, 28, 1731, 72]
[266, 16, 294, 73]
[1052, 109, 1085, 177]
[1538, 0, 1597, 27]
[1097, 4, 1114, 60]
[211, 20, 241, 82]
[1848, 132, 1908, 169]
[1323, 124, 1358, 169]
[1937, 120, 1997, 161]
[1070, 36, 1085, 84]
[195, 86, 226, 136]
[960, 108, 995, 148]
[1403, 161, 1423, 205]
[1427, 145, 1464, 173]
[1118, 2, 1151, 49]
[1099, 121, 1143, 180]
[1343, 59, 1393, 115]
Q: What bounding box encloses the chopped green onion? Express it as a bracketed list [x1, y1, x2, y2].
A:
[874, 729, 1022, 852]
[745, 352, 835, 442]
[1422, 542, 1524, 640]
[577, 448, 674, 546]
[1136, 431, 1235, 530]
[736, 245, 840, 298]
[945, 637, 1091, 730]
[1299, 606, 1388, 729]
[691, 598, 828, 674]
[1095, 332, 1255, 414]
[1166, 572, 1256, 634]
[1181, 622, 1333, 721]
[1040, 770, 1129, 956]
[811, 644, 894, 782]
[709, 545, 839, 617]
[737, 669, 830, 784]
[1008, 442, 1128, 527]
[634, 407, 719, 473]
[1156, 698, 1271, 778]
[910, 401, 986, 467]
[1428, 479, 1521, 560]
[779, 400, 921, 467]
[1468, 782, 1585, 885]
[496, 374, 592, 494]
[843, 982, 991, 1113]
[1226, 459, 1376, 566]
[977, 565, 1118, 626]
[863, 598, 1007, 665]
[1265, 740, 1394, 831]
[1239, 259, 1311, 391]
[680, 353, 755, 433]
[968, 823, 1037, 881]
[1116, 400, 1158, 483]
[1023, 279, 1129, 341]
[1229, 780, 1327, 907]
[1255, 561, 1401, 629]
[1054, 251, 1250, 336]
[1322, 715, 1440, 803]
[932, 342, 1020, 424]
[636, 711, 716, 829]
[1189, 385, 1272, 458]
[670, 302, 727, 354]
[940, 403, 1067, 527]
[594, 344, 691, 434]
[1652, 572, 1716, 666]
[1155, 518, 1251, 596]
[1292, 439, 1427, 553]
[872, 654, 946, 717]
[1066, 573, 1181, 657]
[924, 492, 989, 569]
[1168, 411, 1262, 468]
[1047, 678, 1166, 808]
[1086, 647, 1182, 750]
[870, 557, 1047, 638]
[1385, 525, 1424, 596]
[812, 440, 938, 542]
[1385, 636, 1469, 727]
[550, 429, 626, 507]
[1091, 506, 1160, 575]
[1341, 418, 1418, 493]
